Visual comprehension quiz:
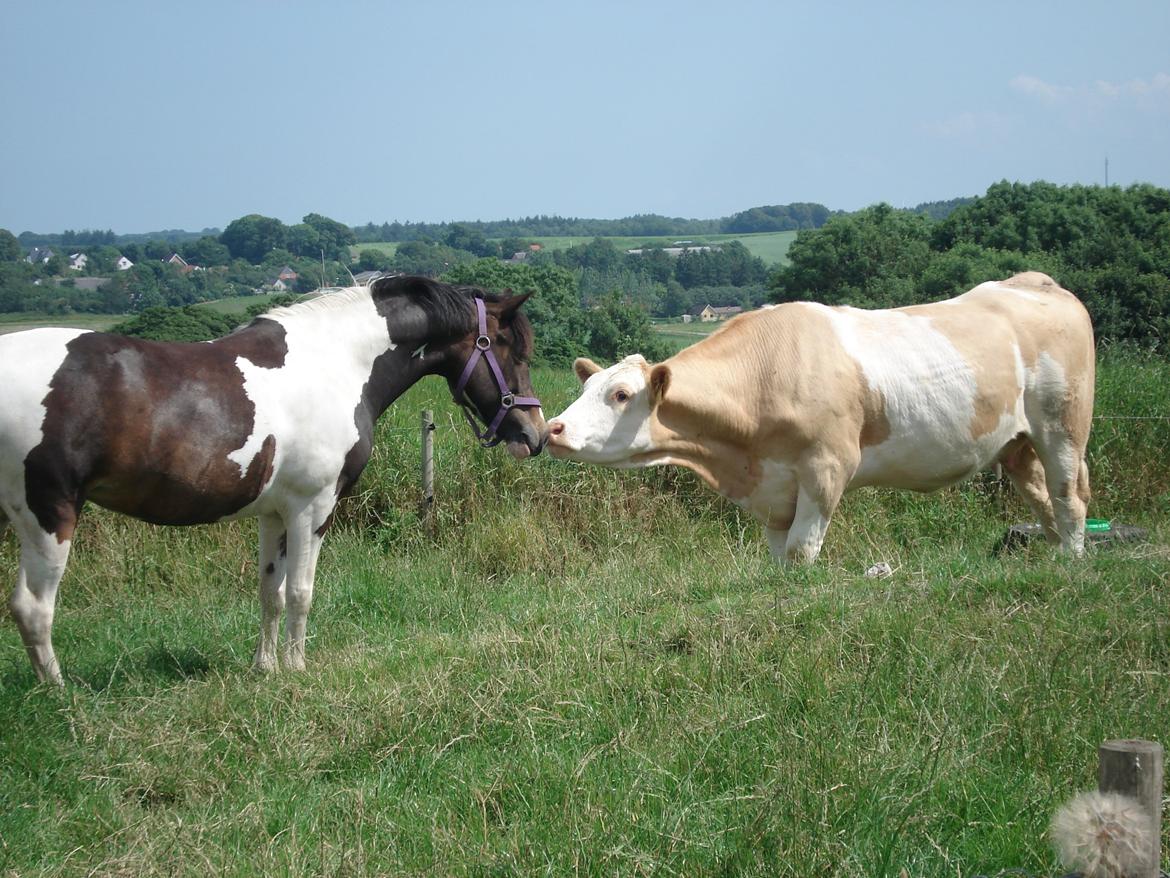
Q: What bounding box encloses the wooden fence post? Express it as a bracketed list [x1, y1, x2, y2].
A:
[1098, 738, 1163, 877]
[420, 410, 435, 537]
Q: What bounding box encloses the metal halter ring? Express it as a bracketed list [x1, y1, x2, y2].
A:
[475, 335, 491, 351]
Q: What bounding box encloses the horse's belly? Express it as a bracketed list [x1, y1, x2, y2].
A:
[87, 433, 276, 525]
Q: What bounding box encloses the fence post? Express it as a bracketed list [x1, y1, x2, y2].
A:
[420, 409, 435, 538]
[1098, 738, 1163, 877]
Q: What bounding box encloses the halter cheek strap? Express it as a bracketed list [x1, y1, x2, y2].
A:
[453, 297, 541, 447]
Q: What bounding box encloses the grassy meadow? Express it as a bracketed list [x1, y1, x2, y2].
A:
[1, 348, 1168, 876]
[0, 312, 119, 335]
[350, 230, 798, 266]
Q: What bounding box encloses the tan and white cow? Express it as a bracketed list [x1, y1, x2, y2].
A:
[547, 272, 1095, 564]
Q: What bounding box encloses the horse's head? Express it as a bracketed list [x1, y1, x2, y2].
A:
[448, 291, 547, 460]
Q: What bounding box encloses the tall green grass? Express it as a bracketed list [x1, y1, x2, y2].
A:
[0, 349, 1166, 876]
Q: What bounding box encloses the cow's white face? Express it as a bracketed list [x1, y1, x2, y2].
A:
[546, 355, 661, 465]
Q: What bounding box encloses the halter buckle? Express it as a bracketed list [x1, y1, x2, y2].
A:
[475, 335, 491, 351]
[500, 392, 515, 409]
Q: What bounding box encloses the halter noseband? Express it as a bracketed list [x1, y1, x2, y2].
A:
[452, 297, 540, 447]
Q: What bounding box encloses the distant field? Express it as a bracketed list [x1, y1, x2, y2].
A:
[0, 312, 120, 335]
[199, 292, 295, 316]
[0, 294, 293, 336]
[350, 241, 400, 259]
[522, 231, 797, 265]
[350, 230, 798, 266]
[651, 318, 723, 353]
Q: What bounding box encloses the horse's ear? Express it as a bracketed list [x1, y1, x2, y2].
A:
[574, 357, 601, 383]
[649, 364, 671, 406]
[497, 291, 532, 319]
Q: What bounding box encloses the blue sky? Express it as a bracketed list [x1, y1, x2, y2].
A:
[2, 1, 1167, 234]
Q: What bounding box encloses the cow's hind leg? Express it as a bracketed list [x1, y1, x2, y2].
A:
[252, 513, 287, 673]
[1034, 430, 1089, 556]
[998, 437, 1060, 545]
[5, 504, 77, 685]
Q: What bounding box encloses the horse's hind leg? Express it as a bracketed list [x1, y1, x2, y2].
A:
[252, 513, 287, 673]
[6, 506, 77, 685]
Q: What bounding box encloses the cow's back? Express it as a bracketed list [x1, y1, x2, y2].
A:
[812, 272, 1093, 491]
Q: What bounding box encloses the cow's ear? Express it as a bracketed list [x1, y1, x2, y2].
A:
[574, 357, 601, 383]
[649, 364, 671, 406]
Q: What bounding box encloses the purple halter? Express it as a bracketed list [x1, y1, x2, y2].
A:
[453, 297, 541, 447]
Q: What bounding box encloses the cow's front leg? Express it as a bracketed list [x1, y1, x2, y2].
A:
[252, 513, 287, 673]
[281, 498, 333, 671]
[784, 457, 852, 565]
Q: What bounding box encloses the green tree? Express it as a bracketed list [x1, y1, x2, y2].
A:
[0, 229, 22, 262]
[302, 213, 356, 262]
[444, 223, 498, 258]
[109, 305, 239, 342]
[182, 236, 232, 267]
[770, 204, 932, 307]
[584, 291, 672, 362]
[220, 214, 289, 263]
[357, 249, 393, 272]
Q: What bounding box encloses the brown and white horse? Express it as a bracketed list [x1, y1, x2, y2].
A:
[0, 275, 546, 683]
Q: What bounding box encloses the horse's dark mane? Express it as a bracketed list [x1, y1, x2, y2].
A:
[370, 275, 532, 360]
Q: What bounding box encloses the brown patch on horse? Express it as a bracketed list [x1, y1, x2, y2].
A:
[24, 325, 286, 532]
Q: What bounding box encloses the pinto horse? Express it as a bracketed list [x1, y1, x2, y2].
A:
[0, 275, 546, 683]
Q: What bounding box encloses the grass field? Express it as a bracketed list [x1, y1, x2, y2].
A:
[1, 350, 1168, 876]
[199, 292, 297, 316]
[0, 312, 120, 335]
[0, 295, 299, 337]
[521, 231, 798, 266]
[351, 231, 798, 266]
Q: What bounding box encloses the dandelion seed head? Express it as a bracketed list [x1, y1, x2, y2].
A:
[1050, 790, 1154, 878]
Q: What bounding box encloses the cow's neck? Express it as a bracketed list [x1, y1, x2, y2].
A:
[640, 355, 768, 501]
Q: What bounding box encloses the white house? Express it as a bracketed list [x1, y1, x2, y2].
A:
[67, 253, 88, 271]
[115, 256, 134, 271]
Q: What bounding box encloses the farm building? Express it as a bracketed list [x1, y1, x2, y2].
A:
[694, 304, 744, 322]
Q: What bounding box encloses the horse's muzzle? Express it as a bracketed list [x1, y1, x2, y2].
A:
[506, 420, 548, 460]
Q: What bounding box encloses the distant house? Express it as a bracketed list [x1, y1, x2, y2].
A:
[26, 247, 54, 264]
[267, 267, 300, 292]
[67, 252, 88, 271]
[115, 255, 134, 271]
[695, 304, 743, 322]
[164, 253, 188, 267]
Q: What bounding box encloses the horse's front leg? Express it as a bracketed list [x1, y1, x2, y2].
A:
[280, 498, 334, 671]
[252, 512, 287, 673]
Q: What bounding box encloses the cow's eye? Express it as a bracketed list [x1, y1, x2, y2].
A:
[613, 389, 630, 404]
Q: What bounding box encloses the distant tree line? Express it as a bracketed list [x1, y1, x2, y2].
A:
[771, 181, 1170, 344]
[352, 202, 844, 244]
[4, 184, 1166, 350]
